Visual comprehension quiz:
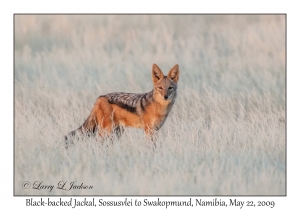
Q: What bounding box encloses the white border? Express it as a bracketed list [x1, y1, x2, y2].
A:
[1, 0, 297, 209]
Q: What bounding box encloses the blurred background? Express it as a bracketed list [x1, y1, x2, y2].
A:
[15, 15, 285, 97]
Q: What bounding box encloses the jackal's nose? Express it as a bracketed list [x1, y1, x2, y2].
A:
[164, 95, 168, 99]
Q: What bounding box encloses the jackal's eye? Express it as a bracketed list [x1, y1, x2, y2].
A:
[158, 86, 163, 90]
[168, 87, 173, 90]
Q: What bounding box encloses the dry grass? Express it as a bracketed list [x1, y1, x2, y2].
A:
[14, 15, 285, 195]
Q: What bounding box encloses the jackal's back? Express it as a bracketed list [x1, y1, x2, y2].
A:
[104, 91, 154, 115]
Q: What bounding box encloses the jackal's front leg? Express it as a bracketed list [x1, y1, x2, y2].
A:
[144, 126, 158, 148]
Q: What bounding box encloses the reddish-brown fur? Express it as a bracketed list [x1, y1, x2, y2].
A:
[65, 64, 179, 146]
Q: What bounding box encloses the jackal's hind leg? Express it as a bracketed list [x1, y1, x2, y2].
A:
[114, 126, 124, 139]
[97, 117, 114, 138]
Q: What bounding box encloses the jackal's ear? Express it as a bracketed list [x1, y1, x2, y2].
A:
[152, 64, 164, 85]
[167, 64, 180, 83]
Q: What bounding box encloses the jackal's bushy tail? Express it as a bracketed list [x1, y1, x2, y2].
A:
[64, 113, 97, 148]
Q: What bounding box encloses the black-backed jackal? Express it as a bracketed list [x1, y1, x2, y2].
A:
[65, 64, 179, 147]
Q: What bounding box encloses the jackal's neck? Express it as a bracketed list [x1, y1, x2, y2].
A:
[144, 90, 154, 102]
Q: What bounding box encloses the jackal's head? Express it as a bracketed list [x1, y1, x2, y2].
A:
[152, 64, 180, 102]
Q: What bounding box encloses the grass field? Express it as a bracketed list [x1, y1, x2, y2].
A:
[14, 15, 285, 195]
